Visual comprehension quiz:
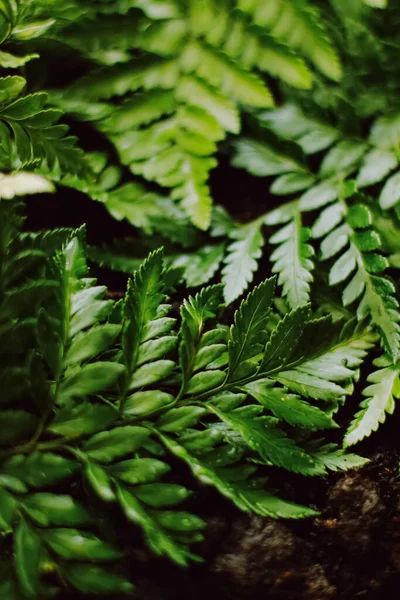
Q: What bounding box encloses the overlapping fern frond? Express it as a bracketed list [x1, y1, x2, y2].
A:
[0, 204, 369, 597]
[313, 200, 400, 361]
[345, 354, 400, 447]
[0, 3, 87, 182]
[230, 99, 400, 440]
[0, 77, 86, 175]
[0, 0, 58, 68]
[230, 144, 400, 359]
[44, 0, 342, 229]
[256, 103, 400, 210]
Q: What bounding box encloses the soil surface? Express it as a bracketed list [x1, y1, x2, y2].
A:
[59, 442, 400, 600]
[29, 161, 400, 600]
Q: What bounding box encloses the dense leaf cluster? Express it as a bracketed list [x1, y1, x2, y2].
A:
[42, 0, 341, 229]
[0, 202, 370, 596]
[1, 0, 400, 597]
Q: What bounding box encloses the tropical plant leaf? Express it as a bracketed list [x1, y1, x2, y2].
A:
[345, 355, 400, 446]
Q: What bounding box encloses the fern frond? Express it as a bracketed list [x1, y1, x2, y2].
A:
[53, 8, 279, 227]
[230, 141, 316, 307]
[314, 200, 400, 361]
[187, 1, 312, 88]
[119, 248, 176, 402]
[39, 236, 124, 398]
[256, 104, 400, 215]
[0, 77, 86, 175]
[179, 285, 226, 395]
[228, 278, 276, 382]
[232, 137, 305, 177]
[258, 103, 340, 155]
[160, 430, 316, 519]
[265, 201, 314, 308]
[243, 380, 337, 430]
[345, 354, 400, 446]
[257, 312, 375, 408]
[49, 0, 343, 227]
[0, 1, 56, 68]
[0, 214, 370, 595]
[307, 442, 370, 474]
[222, 218, 265, 304]
[183, 243, 226, 287]
[211, 404, 316, 474]
[46, 152, 191, 235]
[237, 0, 342, 81]
[278, 322, 375, 403]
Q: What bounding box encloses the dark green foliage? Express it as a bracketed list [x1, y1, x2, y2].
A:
[0, 205, 369, 596]
[26, 0, 343, 230]
[1, 1, 400, 595]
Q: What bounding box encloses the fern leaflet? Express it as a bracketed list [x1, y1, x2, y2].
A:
[314, 200, 400, 361]
[345, 354, 400, 446]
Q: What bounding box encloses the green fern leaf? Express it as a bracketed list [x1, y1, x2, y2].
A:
[237, 0, 342, 80]
[51, 0, 338, 228]
[181, 42, 273, 108]
[222, 218, 265, 304]
[248, 37, 312, 89]
[379, 171, 400, 210]
[211, 404, 316, 474]
[0, 50, 39, 68]
[270, 172, 315, 195]
[259, 304, 311, 374]
[266, 202, 314, 308]
[121, 250, 164, 368]
[179, 285, 223, 394]
[272, 319, 375, 402]
[345, 355, 400, 446]
[319, 140, 368, 178]
[120, 249, 178, 401]
[64, 565, 133, 595]
[299, 180, 339, 211]
[188, 1, 312, 88]
[14, 517, 41, 598]
[35, 236, 123, 404]
[159, 433, 316, 518]
[232, 138, 303, 177]
[1, 453, 78, 489]
[369, 113, 400, 150]
[183, 243, 225, 287]
[357, 149, 397, 188]
[254, 104, 400, 219]
[116, 484, 203, 566]
[316, 201, 400, 361]
[258, 103, 340, 154]
[0, 81, 86, 174]
[228, 277, 276, 382]
[308, 443, 369, 473]
[243, 380, 337, 430]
